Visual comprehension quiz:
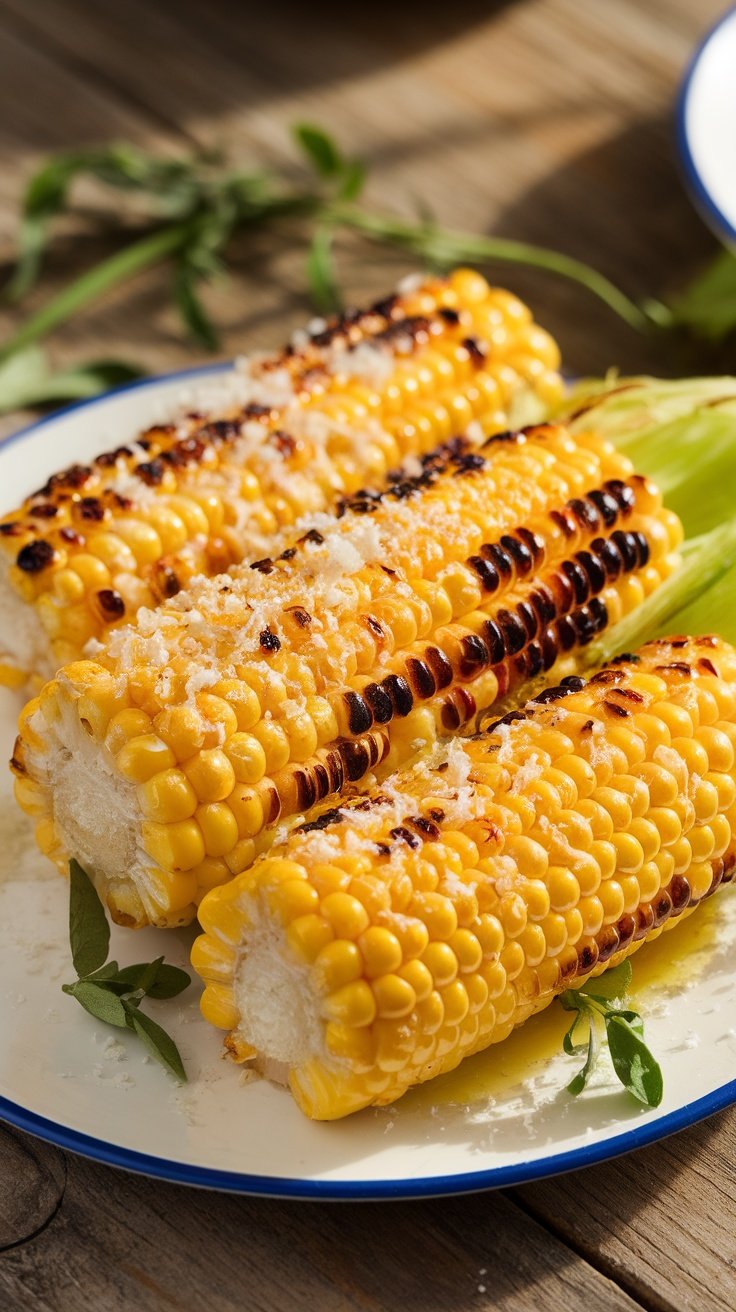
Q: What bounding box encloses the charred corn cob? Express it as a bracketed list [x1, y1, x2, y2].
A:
[192, 635, 736, 1119]
[12, 420, 680, 929]
[0, 269, 562, 688]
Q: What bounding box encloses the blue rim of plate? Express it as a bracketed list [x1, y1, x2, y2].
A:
[1, 1079, 736, 1199]
[2, 366, 736, 1198]
[676, 5, 736, 245]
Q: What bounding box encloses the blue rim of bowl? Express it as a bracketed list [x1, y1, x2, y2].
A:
[2, 366, 736, 1198]
[676, 5, 736, 245]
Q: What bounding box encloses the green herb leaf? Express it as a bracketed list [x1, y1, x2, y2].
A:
[0, 348, 144, 414]
[579, 959, 632, 1002]
[174, 265, 220, 350]
[115, 960, 191, 999]
[306, 226, 341, 315]
[68, 860, 109, 977]
[669, 248, 736, 343]
[337, 159, 366, 202]
[567, 1015, 601, 1096]
[293, 124, 343, 178]
[64, 980, 128, 1027]
[606, 1014, 663, 1107]
[128, 1008, 187, 1082]
[562, 1007, 587, 1055]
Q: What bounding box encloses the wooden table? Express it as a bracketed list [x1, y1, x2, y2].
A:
[1, 1, 734, 1308]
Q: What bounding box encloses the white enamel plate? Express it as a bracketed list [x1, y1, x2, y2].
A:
[678, 6, 736, 243]
[1, 368, 735, 1199]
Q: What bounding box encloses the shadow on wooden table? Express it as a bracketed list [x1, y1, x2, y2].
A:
[1, 1107, 733, 1311]
[490, 115, 721, 378]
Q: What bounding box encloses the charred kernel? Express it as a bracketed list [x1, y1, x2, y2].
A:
[250, 558, 275, 574]
[152, 563, 181, 599]
[259, 627, 281, 653]
[344, 691, 373, 736]
[634, 902, 656, 940]
[297, 807, 344, 834]
[550, 508, 576, 538]
[604, 478, 636, 513]
[496, 609, 527, 656]
[517, 600, 538, 641]
[611, 529, 638, 571]
[294, 769, 318, 810]
[556, 614, 578, 651]
[364, 682, 393, 723]
[500, 534, 534, 577]
[616, 913, 637, 949]
[339, 739, 372, 783]
[362, 615, 386, 640]
[596, 925, 621, 963]
[540, 626, 560, 669]
[516, 526, 545, 569]
[586, 488, 620, 527]
[0, 522, 23, 536]
[633, 531, 650, 567]
[468, 555, 500, 592]
[76, 496, 105, 522]
[405, 658, 436, 700]
[389, 826, 420, 849]
[285, 605, 311, 628]
[270, 430, 296, 456]
[577, 940, 599, 973]
[604, 698, 630, 718]
[459, 634, 489, 678]
[29, 502, 58, 519]
[529, 585, 556, 625]
[652, 890, 673, 925]
[568, 497, 601, 535]
[576, 548, 606, 594]
[407, 815, 441, 841]
[382, 674, 413, 717]
[136, 459, 165, 485]
[96, 588, 126, 620]
[280, 547, 297, 561]
[17, 540, 55, 573]
[561, 559, 590, 606]
[481, 542, 513, 582]
[587, 597, 609, 632]
[483, 620, 506, 665]
[462, 335, 487, 366]
[593, 536, 623, 579]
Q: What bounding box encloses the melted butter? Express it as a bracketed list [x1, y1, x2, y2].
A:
[402, 893, 727, 1113]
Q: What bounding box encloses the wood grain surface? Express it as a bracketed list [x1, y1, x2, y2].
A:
[0, 1, 734, 1309]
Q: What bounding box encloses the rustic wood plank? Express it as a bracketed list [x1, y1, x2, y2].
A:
[515, 1107, 736, 1312]
[0, 1124, 65, 1251]
[0, 0, 726, 399]
[0, 1152, 644, 1312]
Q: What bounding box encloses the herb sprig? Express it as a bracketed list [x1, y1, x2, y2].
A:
[2, 122, 734, 415]
[559, 960, 663, 1107]
[62, 859, 190, 1081]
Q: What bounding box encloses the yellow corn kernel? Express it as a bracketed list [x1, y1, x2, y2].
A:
[138, 768, 198, 822]
[200, 982, 240, 1030]
[322, 980, 376, 1026]
[357, 926, 403, 978]
[183, 749, 236, 803]
[195, 803, 239, 857]
[224, 732, 267, 784]
[117, 734, 176, 783]
[154, 706, 206, 759]
[141, 819, 205, 871]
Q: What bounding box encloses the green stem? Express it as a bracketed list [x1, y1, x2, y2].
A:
[330, 206, 651, 334]
[0, 221, 193, 361]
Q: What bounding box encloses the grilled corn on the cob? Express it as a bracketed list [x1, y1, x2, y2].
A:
[192, 635, 736, 1119]
[0, 269, 562, 688]
[12, 421, 680, 928]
